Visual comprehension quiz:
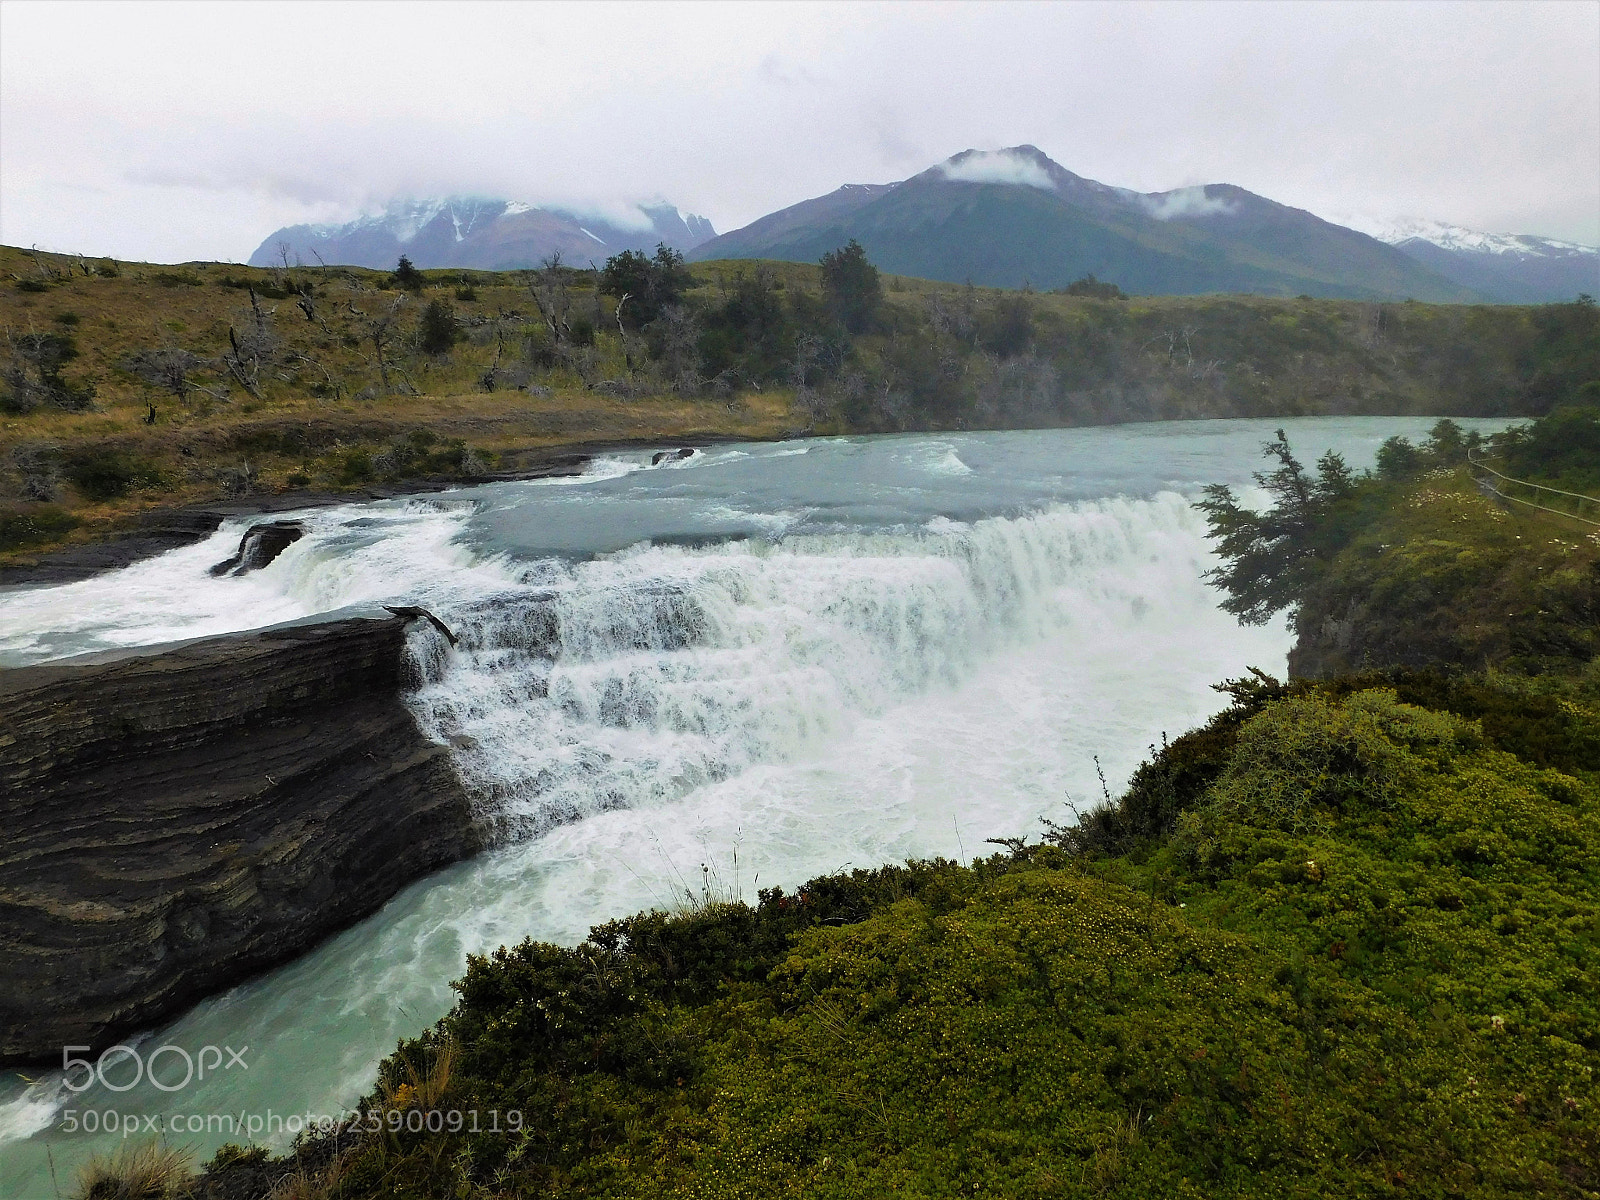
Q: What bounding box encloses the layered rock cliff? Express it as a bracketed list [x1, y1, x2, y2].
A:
[0, 616, 476, 1066]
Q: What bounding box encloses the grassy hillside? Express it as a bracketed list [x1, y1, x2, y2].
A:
[3, 243, 1594, 568]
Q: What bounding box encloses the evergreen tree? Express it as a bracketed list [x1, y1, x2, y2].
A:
[601, 244, 692, 328]
[820, 240, 882, 334]
[1196, 430, 1357, 625]
[391, 255, 426, 292]
[419, 298, 460, 355]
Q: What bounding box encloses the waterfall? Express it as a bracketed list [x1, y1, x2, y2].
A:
[404, 492, 1224, 844]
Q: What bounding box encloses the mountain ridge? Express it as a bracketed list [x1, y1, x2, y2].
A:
[246, 147, 1597, 302]
[249, 197, 716, 272]
[689, 145, 1483, 301]
[690, 145, 1595, 303]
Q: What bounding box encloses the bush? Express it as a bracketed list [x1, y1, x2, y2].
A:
[1198, 689, 1468, 834]
[418, 298, 461, 356]
[391, 254, 426, 292]
[337, 448, 374, 485]
[1059, 273, 1126, 300]
[0, 505, 78, 552]
[64, 449, 169, 501]
[219, 681, 1600, 1196]
[1499, 403, 1600, 491]
[820, 239, 882, 333]
[601, 244, 693, 328]
[2, 330, 96, 413]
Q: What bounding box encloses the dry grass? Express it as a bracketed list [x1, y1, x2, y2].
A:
[73, 1140, 194, 1199]
[0, 244, 803, 561]
[379, 1035, 458, 1114]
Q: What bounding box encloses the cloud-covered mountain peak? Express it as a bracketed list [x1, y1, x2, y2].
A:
[251, 198, 715, 270]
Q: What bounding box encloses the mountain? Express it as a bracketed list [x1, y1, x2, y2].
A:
[1334, 216, 1599, 304]
[689, 146, 1484, 302]
[249, 198, 716, 271]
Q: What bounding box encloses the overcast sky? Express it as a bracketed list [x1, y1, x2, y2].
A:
[2, 0, 1596, 263]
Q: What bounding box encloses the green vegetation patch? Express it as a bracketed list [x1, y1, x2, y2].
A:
[195, 686, 1598, 1199]
[1198, 410, 1600, 688]
[0, 503, 78, 553]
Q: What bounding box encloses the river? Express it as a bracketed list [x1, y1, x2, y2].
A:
[0, 417, 1511, 1196]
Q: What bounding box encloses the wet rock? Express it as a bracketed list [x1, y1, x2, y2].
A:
[651, 447, 693, 465]
[208, 520, 305, 576]
[0, 617, 477, 1066]
[384, 604, 460, 646]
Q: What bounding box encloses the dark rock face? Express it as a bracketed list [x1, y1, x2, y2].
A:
[209, 521, 306, 576]
[651, 448, 694, 465]
[0, 617, 477, 1066]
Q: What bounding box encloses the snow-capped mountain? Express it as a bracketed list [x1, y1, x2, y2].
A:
[1326, 213, 1598, 303]
[1337, 213, 1589, 257]
[248, 197, 715, 271]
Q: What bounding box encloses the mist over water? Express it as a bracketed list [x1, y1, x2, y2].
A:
[0, 418, 1512, 1195]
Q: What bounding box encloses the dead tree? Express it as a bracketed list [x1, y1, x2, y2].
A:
[127, 346, 201, 401]
[221, 288, 278, 399]
[347, 292, 407, 393]
[290, 352, 342, 401]
[527, 253, 573, 345]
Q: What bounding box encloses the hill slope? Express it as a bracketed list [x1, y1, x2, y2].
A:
[691, 146, 1482, 302]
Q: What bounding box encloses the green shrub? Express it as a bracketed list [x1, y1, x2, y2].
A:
[1204, 689, 1468, 830]
[390, 255, 426, 292]
[418, 298, 460, 355]
[337, 448, 374, 485]
[215, 683, 1597, 1199]
[0, 505, 78, 552]
[64, 449, 169, 501]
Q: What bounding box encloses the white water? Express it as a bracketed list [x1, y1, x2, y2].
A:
[0, 419, 1513, 1196]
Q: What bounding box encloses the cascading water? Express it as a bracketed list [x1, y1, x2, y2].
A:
[0, 418, 1516, 1196]
[407, 494, 1223, 845]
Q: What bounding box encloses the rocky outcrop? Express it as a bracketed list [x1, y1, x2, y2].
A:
[209, 520, 305, 576]
[0, 617, 477, 1066]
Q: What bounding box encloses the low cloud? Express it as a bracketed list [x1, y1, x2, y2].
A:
[548, 199, 662, 234]
[1138, 186, 1239, 220]
[939, 149, 1055, 191]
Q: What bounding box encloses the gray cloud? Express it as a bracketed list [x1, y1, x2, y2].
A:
[1, 0, 1594, 263]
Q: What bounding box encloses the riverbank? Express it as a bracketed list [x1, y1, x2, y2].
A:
[7, 243, 1593, 573]
[0, 433, 756, 585]
[0, 387, 800, 579]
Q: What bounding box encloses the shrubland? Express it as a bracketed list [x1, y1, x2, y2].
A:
[3, 241, 1595, 563]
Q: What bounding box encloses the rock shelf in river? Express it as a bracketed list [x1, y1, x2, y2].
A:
[0, 616, 476, 1067]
